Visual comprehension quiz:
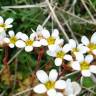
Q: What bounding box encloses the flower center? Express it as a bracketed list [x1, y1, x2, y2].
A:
[10, 36, 17, 44]
[25, 39, 33, 46]
[0, 24, 5, 28]
[37, 34, 43, 40]
[72, 48, 79, 53]
[56, 51, 65, 58]
[80, 61, 90, 70]
[47, 36, 55, 45]
[88, 43, 96, 50]
[45, 81, 55, 89]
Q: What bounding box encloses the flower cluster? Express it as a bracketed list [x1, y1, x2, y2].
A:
[1, 16, 96, 96]
[33, 69, 81, 96]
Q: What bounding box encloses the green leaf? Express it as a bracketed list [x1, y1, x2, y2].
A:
[82, 77, 95, 88]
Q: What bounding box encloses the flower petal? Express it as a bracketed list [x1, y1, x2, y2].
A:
[5, 24, 13, 28]
[30, 32, 36, 40]
[40, 39, 48, 46]
[16, 32, 23, 39]
[15, 40, 25, 48]
[33, 84, 47, 94]
[71, 61, 80, 71]
[8, 30, 14, 37]
[52, 29, 59, 38]
[36, 25, 43, 32]
[47, 89, 56, 96]
[55, 80, 66, 89]
[56, 92, 63, 96]
[33, 41, 41, 47]
[4, 38, 10, 43]
[91, 32, 96, 44]
[64, 55, 72, 61]
[49, 69, 58, 81]
[75, 52, 84, 63]
[5, 18, 13, 25]
[25, 46, 33, 52]
[85, 55, 93, 63]
[81, 70, 91, 77]
[69, 39, 76, 48]
[63, 44, 71, 53]
[21, 33, 28, 41]
[9, 43, 14, 48]
[42, 29, 50, 38]
[55, 38, 64, 46]
[36, 70, 49, 83]
[55, 58, 62, 66]
[72, 82, 81, 95]
[92, 49, 96, 55]
[81, 36, 89, 46]
[47, 50, 56, 57]
[90, 65, 96, 74]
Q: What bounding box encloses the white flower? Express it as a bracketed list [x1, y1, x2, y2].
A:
[81, 32, 96, 55]
[40, 29, 64, 50]
[47, 45, 72, 66]
[4, 30, 22, 48]
[64, 79, 81, 96]
[16, 33, 41, 52]
[0, 31, 6, 46]
[71, 53, 96, 77]
[69, 39, 89, 54]
[0, 16, 13, 32]
[33, 69, 66, 96]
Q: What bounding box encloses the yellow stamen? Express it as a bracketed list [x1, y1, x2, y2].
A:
[56, 51, 65, 58]
[25, 39, 33, 46]
[47, 36, 55, 45]
[80, 61, 89, 70]
[88, 43, 96, 50]
[72, 48, 79, 53]
[10, 36, 17, 44]
[45, 81, 55, 89]
[0, 24, 5, 28]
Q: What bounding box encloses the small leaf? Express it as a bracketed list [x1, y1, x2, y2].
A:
[82, 77, 95, 88]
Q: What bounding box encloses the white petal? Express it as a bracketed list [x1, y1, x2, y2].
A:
[30, 32, 36, 40]
[48, 45, 59, 51]
[40, 39, 48, 46]
[8, 30, 14, 37]
[0, 28, 4, 32]
[47, 89, 56, 96]
[9, 43, 14, 48]
[91, 32, 96, 44]
[55, 39, 64, 46]
[0, 16, 4, 24]
[55, 80, 66, 89]
[90, 65, 96, 74]
[56, 92, 63, 96]
[5, 24, 13, 28]
[71, 61, 80, 70]
[47, 50, 56, 57]
[36, 70, 49, 83]
[33, 84, 47, 94]
[3, 38, 10, 43]
[69, 39, 76, 48]
[42, 29, 50, 38]
[21, 33, 28, 41]
[72, 82, 81, 95]
[81, 36, 89, 46]
[85, 55, 93, 63]
[92, 49, 96, 55]
[49, 69, 58, 81]
[33, 41, 41, 47]
[81, 70, 91, 77]
[64, 55, 73, 61]
[36, 25, 43, 32]
[63, 44, 71, 53]
[15, 40, 25, 48]
[25, 46, 33, 52]
[52, 29, 59, 38]
[16, 32, 23, 39]
[75, 52, 84, 62]
[78, 45, 89, 54]
[55, 58, 62, 66]
[5, 18, 13, 25]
